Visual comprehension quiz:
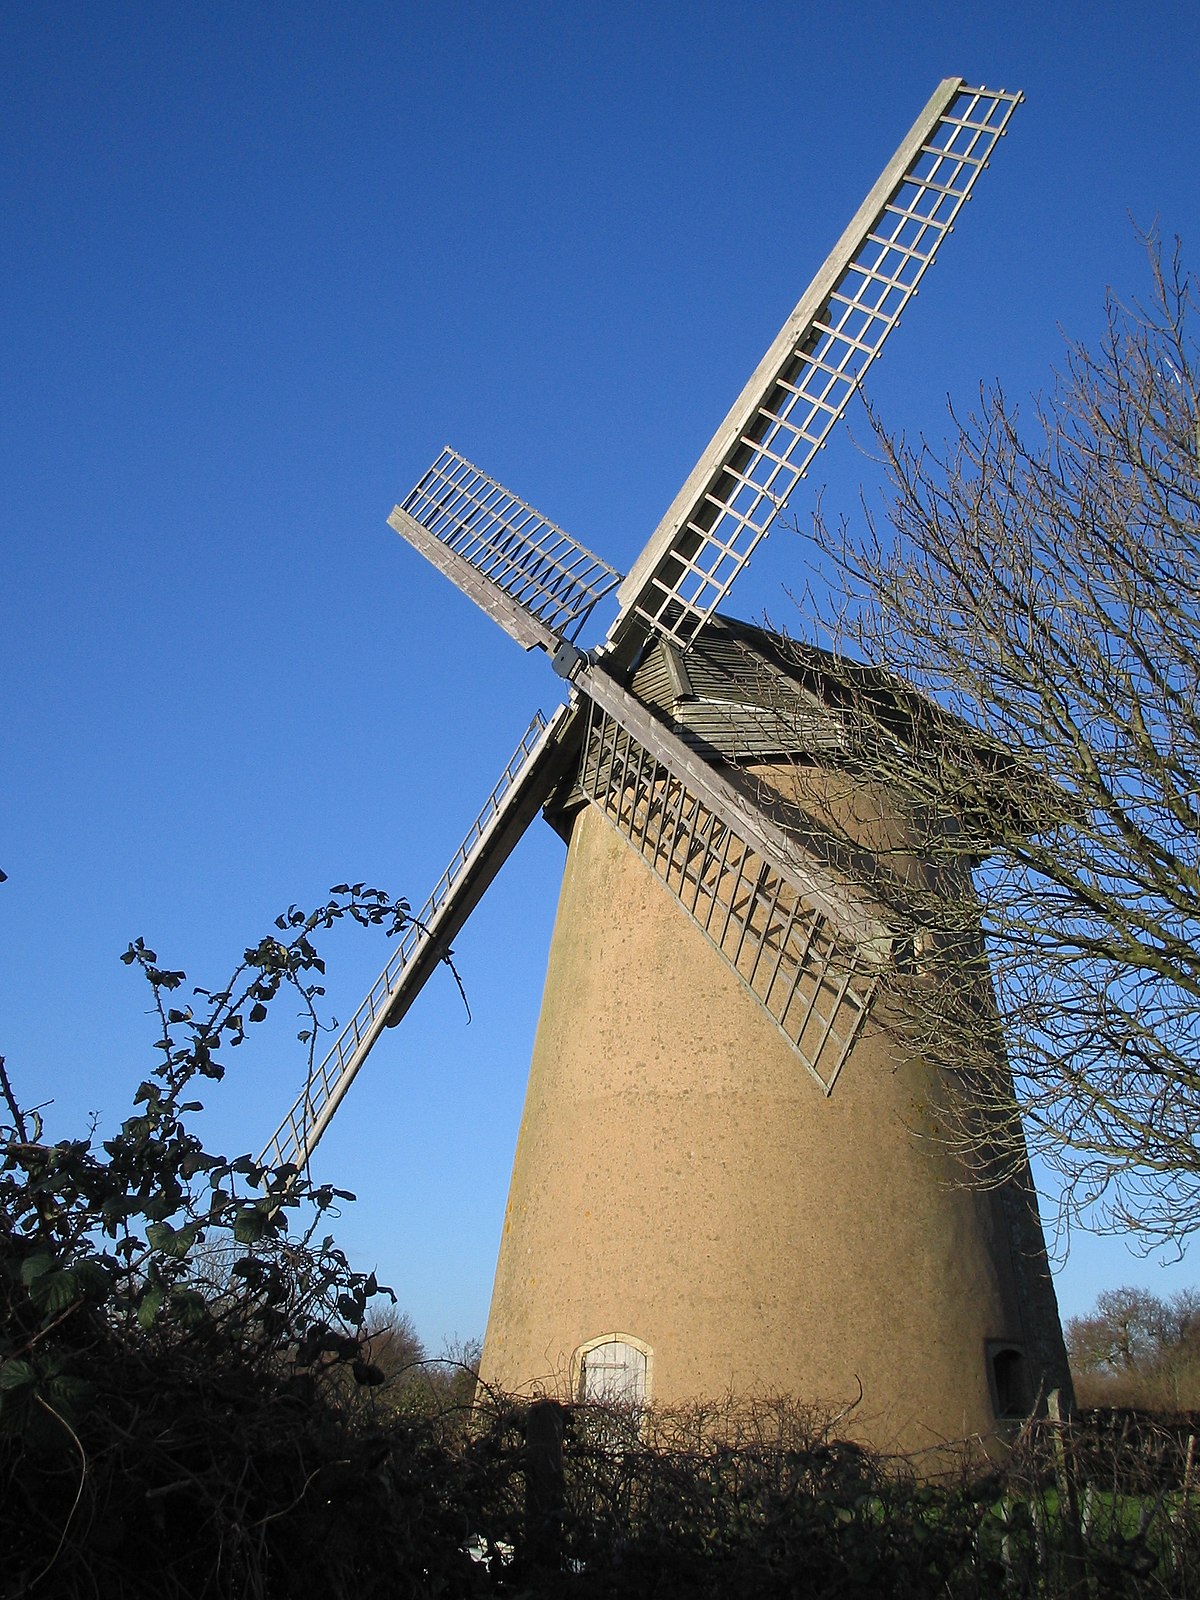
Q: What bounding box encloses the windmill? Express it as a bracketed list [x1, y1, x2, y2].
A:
[263, 79, 1071, 1450]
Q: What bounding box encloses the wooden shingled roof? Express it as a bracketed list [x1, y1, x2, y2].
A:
[629, 614, 849, 761]
[546, 614, 1061, 849]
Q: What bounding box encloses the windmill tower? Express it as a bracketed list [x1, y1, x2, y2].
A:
[263, 79, 1072, 1452]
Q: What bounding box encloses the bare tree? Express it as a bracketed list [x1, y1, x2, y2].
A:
[363, 1306, 428, 1376]
[810, 238, 1200, 1243]
[1067, 1285, 1200, 1409]
[361, 1309, 481, 1414]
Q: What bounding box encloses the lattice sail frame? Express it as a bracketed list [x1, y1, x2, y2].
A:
[389, 448, 621, 651]
[579, 700, 878, 1093]
[262, 710, 562, 1173]
[612, 80, 1022, 652]
[263, 79, 1023, 1162]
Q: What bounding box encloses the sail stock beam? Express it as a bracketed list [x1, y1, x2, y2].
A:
[577, 658, 893, 955]
[260, 706, 575, 1176]
[609, 79, 1022, 656]
[577, 694, 879, 1094]
[390, 448, 621, 652]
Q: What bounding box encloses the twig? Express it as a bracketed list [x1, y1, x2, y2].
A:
[16, 1396, 88, 1596]
[0, 1054, 30, 1141]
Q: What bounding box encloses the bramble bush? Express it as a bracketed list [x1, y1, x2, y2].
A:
[0, 887, 484, 1599]
[6, 887, 1200, 1598]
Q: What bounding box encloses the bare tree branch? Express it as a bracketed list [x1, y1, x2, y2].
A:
[808, 234, 1200, 1242]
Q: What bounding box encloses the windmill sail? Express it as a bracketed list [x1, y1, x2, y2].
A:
[610, 79, 1022, 655]
[270, 79, 1021, 1168]
[389, 448, 621, 653]
[269, 81, 1073, 1448]
[577, 694, 880, 1093]
[578, 659, 892, 953]
[260, 708, 573, 1174]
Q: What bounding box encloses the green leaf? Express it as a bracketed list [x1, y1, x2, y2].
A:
[145, 1222, 175, 1253]
[73, 1260, 111, 1296]
[0, 1359, 36, 1393]
[45, 1373, 93, 1424]
[169, 1288, 209, 1328]
[146, 1221, 197, 1259]
[19, 1252, 55, 1287]
[137, 1284, 165, 1329]
[232, 1207, 269, 1245]
[249, 1002, 267, 1023]
[29, 1268, 87, 1314]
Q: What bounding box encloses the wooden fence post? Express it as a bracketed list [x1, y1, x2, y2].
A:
[524, 1398, 567, 1573]
[1047, 1387, 1092, 1599]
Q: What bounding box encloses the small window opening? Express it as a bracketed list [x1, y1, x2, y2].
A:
[988, 1343, 1028, 1418]
[577, 1338, 648, 1406]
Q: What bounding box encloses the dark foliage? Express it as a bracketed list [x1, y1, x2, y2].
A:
[6, 894, 1200, 1597]
[0, 889, 479, 1599]
[452, 1395, 1200, 1598]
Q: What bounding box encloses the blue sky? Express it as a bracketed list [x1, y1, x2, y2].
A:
[4, 1, 1200, 1353]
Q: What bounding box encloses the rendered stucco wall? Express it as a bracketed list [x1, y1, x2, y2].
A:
[479, 784, 1069, 1453]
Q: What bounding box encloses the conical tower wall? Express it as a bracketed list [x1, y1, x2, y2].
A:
[479, 750, 1070, 1454]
